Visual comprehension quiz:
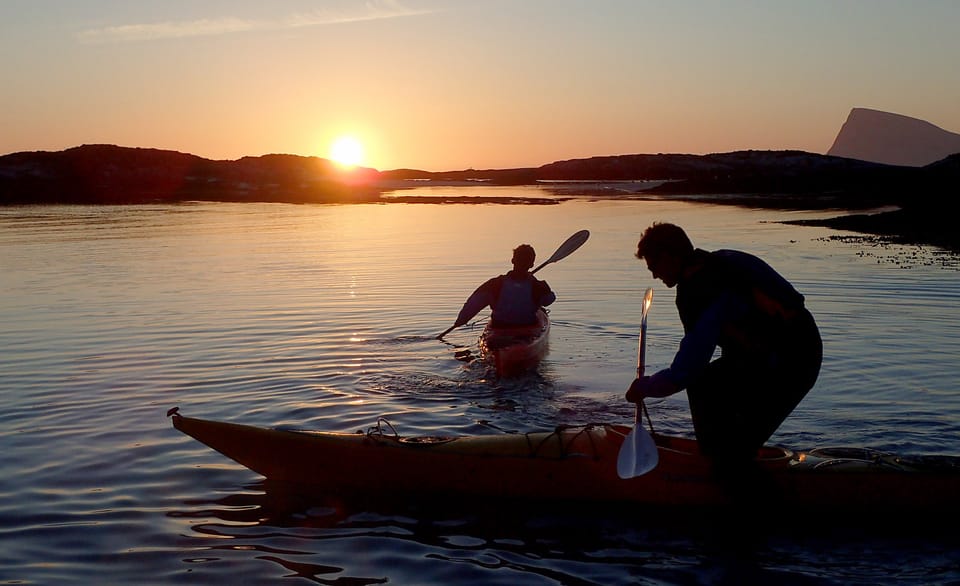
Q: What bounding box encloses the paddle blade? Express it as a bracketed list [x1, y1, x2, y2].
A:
[641, 287, 653, 323]
[617, 426, 659, 479]
[532, 229, 590, 274]
[548, 229, 590, 263]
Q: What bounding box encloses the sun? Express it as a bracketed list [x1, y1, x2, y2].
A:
[329, 135, 365, 168]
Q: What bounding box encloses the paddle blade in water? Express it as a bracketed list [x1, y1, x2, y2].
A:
[617, 426, 659, 479]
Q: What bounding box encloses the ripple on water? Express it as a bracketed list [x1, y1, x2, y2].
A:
[1, 201, 958, 585]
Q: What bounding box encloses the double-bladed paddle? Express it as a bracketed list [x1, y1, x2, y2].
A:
[437, 230, 590, 340]
[616, 287, 659, 478]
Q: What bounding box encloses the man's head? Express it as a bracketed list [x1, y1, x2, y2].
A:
[635, 222, 694, 288]
[512, 244, 536, 271]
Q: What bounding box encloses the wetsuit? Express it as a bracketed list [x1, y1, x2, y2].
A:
[647, 249, 822, 461]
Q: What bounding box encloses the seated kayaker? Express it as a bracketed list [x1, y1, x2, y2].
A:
[625, 222, 822, 464]
[451, 244, 556, 330]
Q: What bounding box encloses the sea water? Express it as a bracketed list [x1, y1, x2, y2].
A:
[2, 190, 958, 584]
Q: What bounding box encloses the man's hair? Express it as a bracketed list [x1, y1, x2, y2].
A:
[512, 244, 536, 270]
[635, 222, 694, 260]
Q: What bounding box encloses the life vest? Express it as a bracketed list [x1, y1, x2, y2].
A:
[491, 273, 543, 326]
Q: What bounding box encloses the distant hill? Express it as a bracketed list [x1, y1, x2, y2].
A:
[3, 143, 959, 250]
[0, 144, 381, 205]
[385, 150, 953, 209]
[827, 108, 960, 167]
[2, 143, 956, 210]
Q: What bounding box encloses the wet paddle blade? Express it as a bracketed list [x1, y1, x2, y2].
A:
[617, 425, 659, 479]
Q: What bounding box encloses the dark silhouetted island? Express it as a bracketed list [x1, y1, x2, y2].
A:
[2, 116, 959, 252]
[0, 145, 383, 205]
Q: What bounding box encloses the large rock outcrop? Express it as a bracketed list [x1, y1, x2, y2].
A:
[827, 108, 960, 167]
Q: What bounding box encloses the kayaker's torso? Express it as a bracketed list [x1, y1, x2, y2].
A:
[667, 248, 809, 384]
[489, 270, 555, 326]
[455, 271, 554, 328]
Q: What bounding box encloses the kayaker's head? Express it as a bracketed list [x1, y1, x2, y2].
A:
[512, 244, 536, 272]
[635, 222, 694, 288]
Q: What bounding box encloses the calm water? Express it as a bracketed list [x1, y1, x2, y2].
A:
[2, 189, 959, 585]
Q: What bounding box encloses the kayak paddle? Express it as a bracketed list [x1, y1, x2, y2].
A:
[437, 229, 590, 340]
[617, 287, 659, 478]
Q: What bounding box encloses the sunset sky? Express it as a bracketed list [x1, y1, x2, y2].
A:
[2, 1, 958, 172]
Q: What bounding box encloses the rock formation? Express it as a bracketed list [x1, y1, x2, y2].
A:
[827, 108, 960, 167]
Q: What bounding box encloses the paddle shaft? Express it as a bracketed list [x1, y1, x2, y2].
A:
[637, 318, 648, 378]
[635, 288, 653, 424]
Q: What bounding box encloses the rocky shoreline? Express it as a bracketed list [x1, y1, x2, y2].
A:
[785, 208, 958, 253]
[585, 190, 959, 254]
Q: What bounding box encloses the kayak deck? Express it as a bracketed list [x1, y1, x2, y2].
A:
[168, 408, 960, 515]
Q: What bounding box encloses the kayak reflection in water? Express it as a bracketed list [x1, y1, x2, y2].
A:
[452, 244, 556, 329]
[626, 222, 823, 465]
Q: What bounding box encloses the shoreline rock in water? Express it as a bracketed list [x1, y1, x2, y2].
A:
[783, 208, 958, 254]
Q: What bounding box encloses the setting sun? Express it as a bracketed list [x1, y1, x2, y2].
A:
[329, 136, 365, 168]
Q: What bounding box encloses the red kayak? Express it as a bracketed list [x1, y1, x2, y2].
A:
[169, 408, 960, 518]
[479, 308, 550, 377]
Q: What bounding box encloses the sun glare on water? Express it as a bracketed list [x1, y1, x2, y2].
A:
[329, 136, 365, 168]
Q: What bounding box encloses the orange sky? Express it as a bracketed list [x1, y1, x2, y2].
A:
[1, 1, 958, 171]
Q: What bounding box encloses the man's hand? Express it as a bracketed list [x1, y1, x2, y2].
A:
[625, 376, 650, 403]
[625, 373, 678, 402]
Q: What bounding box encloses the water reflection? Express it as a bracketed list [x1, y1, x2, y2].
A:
[171, 480, 960, 586]
[3, 199, 959, 585]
